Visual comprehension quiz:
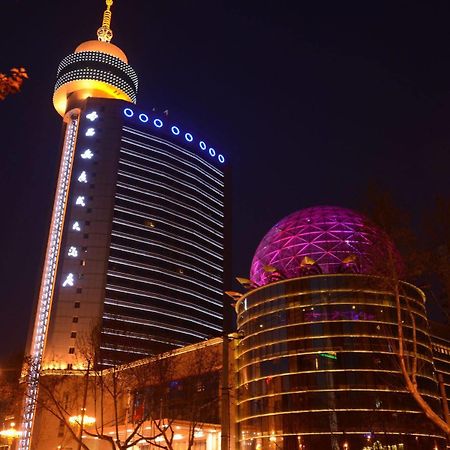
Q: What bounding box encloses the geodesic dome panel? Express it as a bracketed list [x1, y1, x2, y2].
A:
[250, 206, 402, 286]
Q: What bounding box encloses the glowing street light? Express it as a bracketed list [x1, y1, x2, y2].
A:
[68, 414, 96, 426]
[0, 422, 22, 449]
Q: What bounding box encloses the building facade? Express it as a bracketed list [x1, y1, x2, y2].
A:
[234, 206, 447, 450]
[42, 97, 229, 369]
[20, 3, 230, 449]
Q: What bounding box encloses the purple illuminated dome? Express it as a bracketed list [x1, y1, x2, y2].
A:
[250, 206, 402, 286]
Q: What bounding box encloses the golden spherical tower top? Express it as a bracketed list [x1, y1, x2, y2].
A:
[52, 0, 138, 116]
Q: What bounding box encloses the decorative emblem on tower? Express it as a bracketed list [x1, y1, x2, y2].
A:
[97, 0, 114, 43]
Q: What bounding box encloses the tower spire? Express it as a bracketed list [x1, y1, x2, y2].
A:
[97, 0, 114, 43]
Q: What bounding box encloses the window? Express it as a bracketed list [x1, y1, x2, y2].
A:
[70, 332, 77, 339]
[67, 363, 73, 370]
[80, 260, 86, 267]
[83, 233, 89, 239]
[68, 347, 75, 354]
[72, 317, 79, 323]
[76, 288, 82, 294]
[74, 302, 80, 309]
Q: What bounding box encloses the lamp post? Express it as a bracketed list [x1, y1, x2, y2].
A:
[0, 422, 22, 450]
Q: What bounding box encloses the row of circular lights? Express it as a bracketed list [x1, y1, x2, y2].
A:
[123, 108, 226, 164]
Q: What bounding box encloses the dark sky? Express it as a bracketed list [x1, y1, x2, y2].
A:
[1, 0, 450, 359]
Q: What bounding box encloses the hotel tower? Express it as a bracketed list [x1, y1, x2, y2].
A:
[20, 2, 230, 448]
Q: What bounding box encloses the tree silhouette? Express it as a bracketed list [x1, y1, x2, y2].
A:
[0, 68, 28, 100]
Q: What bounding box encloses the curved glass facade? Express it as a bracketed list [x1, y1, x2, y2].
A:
[236, 275, 445, 450]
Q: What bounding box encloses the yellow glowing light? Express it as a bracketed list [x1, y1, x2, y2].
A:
[53, 79, 133, 116]
[68, 415, 96, 426]
[0, 427, 22, 439]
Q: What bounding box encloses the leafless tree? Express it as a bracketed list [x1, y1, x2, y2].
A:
[25, 331, 221, 450]
[363, 185, 450, 436]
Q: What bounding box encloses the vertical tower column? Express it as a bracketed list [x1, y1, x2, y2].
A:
[19, 111, 80, 450]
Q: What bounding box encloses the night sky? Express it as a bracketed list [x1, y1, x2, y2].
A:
[2, 0, 450, 360]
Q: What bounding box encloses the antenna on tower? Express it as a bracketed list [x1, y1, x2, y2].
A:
[97, 0, 114, 43]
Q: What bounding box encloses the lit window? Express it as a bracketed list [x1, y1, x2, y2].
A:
[72, 221, 81, 231]
[209, 148, 216, 157]
[218, 154, 225, 163]
[78, 171, 88, 183]
[76, 196, 86, 207]
[139, 113, 149, 123]
[68, 246, 78, 257]
[171, 126, 180, 135]
[199, 141, 207, 150]
[185, 133, 193, 142]
[153, 119, 163, 128]
[85, 128, 95, 137]
[81, 149, 94, 159]
[86, 111, 98, 121]
[63, 273, 75, 287]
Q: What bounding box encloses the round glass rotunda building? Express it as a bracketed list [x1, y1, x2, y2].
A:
[235, 206, 445, 450]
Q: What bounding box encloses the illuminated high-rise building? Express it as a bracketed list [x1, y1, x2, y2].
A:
[20, 2, 230, 449]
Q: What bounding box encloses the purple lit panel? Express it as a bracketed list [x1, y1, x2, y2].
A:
[250, 206, 402, 286]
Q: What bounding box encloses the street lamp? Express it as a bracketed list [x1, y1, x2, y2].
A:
[0, 422, 22, 450]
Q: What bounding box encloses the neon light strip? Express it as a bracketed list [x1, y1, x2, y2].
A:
[119, 159, 224, 206]
[106, 282, 223, 309]
[116, 181, 224, 226]
[108, 256, 222, 294]
[19, 113, 79, 450]
[238, 296, 428, 326]
[237, 431, 444, 442]
[237, 407, 432, 423]
[103, 298, 222, 330]
[237, 387, 440, 406]
[118, 169, 224, 213]
[236, 367, 437, 389]
[237, 334, 433, 365]
[109, 243, 222, 283]
[122, 127, 224, 178]
[106, 271, 224, 314]
[111, 230, 223, 272]
[119, 149, 224, 197]
[112, 218, 222, 261]
[102, 312, 209, 339]
[113, 205, 223, 249]
[114, 196, 223, 238]
[235, 275, 426, 313]
[101, 328, 187, 346]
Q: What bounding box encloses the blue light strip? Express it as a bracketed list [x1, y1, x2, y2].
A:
[123, 107, 227, 165]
